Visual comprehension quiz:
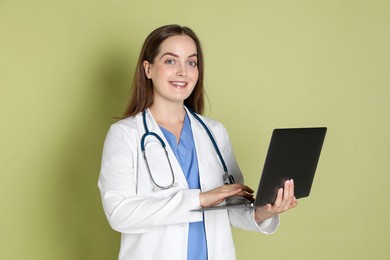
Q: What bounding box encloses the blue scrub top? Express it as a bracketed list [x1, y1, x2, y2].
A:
[159, 113, 208, 260]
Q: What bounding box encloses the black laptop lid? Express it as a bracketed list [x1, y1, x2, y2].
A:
[254, 127, 327, 206]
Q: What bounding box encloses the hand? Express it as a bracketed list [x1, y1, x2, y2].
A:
[199, 184, 254, 208]
[254, 179, 298, 223]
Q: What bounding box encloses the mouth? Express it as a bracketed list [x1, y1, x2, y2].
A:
[170, 81, 187, 88]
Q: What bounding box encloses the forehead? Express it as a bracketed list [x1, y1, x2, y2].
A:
[157, 35, 197, 56]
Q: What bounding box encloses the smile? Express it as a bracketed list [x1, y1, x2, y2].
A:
[170, 81, 187, 88]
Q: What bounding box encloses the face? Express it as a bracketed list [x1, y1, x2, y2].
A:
[143, 35, 199, 107]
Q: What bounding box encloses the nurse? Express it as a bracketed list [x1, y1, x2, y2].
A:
[98, 24, 297, 260]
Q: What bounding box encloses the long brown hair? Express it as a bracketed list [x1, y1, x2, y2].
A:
[122, 24, 205, 118]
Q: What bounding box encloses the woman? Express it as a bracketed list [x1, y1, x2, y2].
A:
[98, 24, 297, 260]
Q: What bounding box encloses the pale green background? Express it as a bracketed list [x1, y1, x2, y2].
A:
[1, 0, 389, 259]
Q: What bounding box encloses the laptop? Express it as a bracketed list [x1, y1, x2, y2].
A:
[193, 127, 327, 212]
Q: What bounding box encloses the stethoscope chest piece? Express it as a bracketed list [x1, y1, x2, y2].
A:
[223, 173, 235, 185]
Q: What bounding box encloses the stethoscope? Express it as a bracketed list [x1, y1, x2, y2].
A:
[140, 108, 235, 191]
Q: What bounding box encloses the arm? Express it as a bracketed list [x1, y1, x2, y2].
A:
[198, 121, 286, 233]
[220, 125, 297, 232]
[98, 124, 203, 234]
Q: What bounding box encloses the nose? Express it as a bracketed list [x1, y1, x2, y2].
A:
[176, 62, 187, 77]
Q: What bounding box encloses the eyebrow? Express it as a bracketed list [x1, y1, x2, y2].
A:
[160, 52, 198, 59]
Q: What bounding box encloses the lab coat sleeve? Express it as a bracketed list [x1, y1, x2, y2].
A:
[213, 122, 280, 234]
[98, 123, 203, 234]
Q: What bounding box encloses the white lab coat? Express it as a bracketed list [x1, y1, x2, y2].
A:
[98, 108, 279, 260]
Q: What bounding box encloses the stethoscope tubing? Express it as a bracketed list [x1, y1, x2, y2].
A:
[186, 109, 234, 185]
[186, 109, 228, 173]
[140, 107, 234, 191]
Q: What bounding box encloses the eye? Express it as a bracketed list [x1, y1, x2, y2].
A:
[165, 59, 175, 65]
[188, 60, 197, 67]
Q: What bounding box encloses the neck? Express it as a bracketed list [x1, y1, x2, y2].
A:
[149, 103, 186, 126]
[149, 103, 186, 144]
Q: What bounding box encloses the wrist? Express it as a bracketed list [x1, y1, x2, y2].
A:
[254, 207, 274, 223]
[199, 192, 204, 207]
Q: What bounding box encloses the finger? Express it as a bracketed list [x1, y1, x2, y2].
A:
[290, 197, 298, 208]
[229, 184, 254, 193]
[290, 179, 295, 198]
[283, 180, 291, 201]
[224, 188, 242, 198]
[274, 181, 289, 211]
[281, 180, 294, 211]
[273, 187, 284, 209]
[242, 185, 254, 193]
[286, 179, 296, 208]
[236, 191, 255, 202]
[273, 181, 290, 212]
[237, 189, 254, 196]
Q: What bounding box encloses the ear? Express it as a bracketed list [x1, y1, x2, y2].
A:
[143, 60, 152, 79]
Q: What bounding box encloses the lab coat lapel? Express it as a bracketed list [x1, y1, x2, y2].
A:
[186, 108, 223, 191]
[142, 109, 189, 188]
